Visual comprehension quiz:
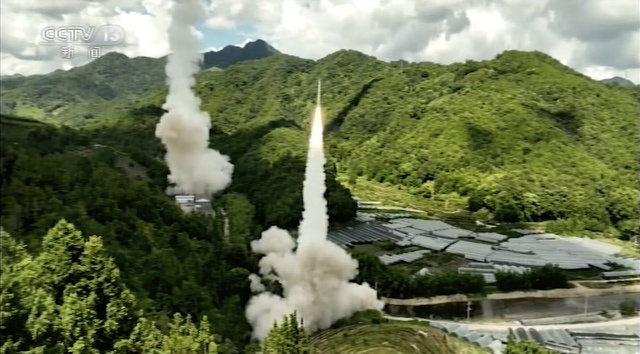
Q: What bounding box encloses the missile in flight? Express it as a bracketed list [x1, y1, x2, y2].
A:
[317, 79, 321, 106]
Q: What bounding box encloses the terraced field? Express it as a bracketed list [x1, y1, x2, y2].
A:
[310, 323, 488, 354]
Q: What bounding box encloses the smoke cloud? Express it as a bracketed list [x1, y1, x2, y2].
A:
[155, 0, 233, 196]
[245, 100, 384, 340]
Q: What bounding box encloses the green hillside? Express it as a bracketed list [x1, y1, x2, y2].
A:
[0, 111, 356, 352]
[0, 113, 479, 353]
[3, 48, 638, 238]
[0, 40, 277, 125]
[131, 49, 638, 239]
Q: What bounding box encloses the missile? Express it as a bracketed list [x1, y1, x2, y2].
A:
[317, 79, 321, 106]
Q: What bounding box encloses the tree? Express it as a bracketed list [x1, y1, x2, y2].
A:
[3, 221, 139, 352]
[496, 265, 568, 292]
[0, 230, 33, 352]
[59, 235, 138, 351]
[114, 314, 218, 353]
[505, 330, 553, 354]
[262, 312, 310, 354]
[529, 264, 568, 290]
[619, 299, 638, 316]
[495, 271, 531, 292]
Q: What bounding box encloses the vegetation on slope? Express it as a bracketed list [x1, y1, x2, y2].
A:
[0, 40, 277, 125]
[1, 223, 219, 353]
[0, 105, 355, 351]
[351, 250, 570, 299]
[4, 48, 637, 238]
[324, 51, 638, 239]
[104, 48, 638, 240]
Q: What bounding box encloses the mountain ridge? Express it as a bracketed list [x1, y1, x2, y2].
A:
[89, 48, 639, 240]
[599, 76, 636, 86]
[1, 47, 638, 239]
[0, 39, 279, 124]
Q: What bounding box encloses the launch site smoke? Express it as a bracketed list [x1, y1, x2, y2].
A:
[245, 79, 384, 340]
[155, 0, 233, 196]
[156, 0, 381, 340]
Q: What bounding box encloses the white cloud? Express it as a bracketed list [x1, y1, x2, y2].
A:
[203, 0, 640, 83]
[1, 0, 638, 83]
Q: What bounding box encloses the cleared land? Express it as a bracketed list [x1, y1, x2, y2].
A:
[310, 323, 487, 354]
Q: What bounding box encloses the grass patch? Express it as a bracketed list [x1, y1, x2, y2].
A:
[581, 282, 615, 289]
[340, 175, 552, 236]
[310, 323, 488, 354]
[13, 102, 46, 120]
[580, 279, 639, 289]
[353, 243, 385, 254]
[566, 268, 603, 281]
[593, 237, 640, 258]
[338, 175, 466, 216]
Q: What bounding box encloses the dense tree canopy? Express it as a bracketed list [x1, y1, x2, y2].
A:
[262, 312, 310, 354]
[352, 250, 486, 298]
[495, 264, 569, 292]
[1, 222, 218, 353]
[25, 48, 635, 238]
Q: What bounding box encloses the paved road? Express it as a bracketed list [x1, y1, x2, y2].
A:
[384, 284, 640, 305]
[384, 314, 640, 331]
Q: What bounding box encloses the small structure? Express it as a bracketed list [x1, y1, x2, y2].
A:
[174, 194, 213, 216]
[175, 195, 195, 204]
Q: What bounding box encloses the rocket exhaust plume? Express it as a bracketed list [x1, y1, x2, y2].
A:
[245, 80, 383, 340]
[155, 0, 233, 196]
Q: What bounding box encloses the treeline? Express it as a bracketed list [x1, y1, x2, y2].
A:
[315, 51, 638, 239]
[495, 264, 570, 292]
[351, 251, 486, 298]
[261, 312, 310, 354]
[352, 251, 573, 298]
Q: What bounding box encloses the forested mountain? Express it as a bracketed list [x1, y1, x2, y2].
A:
[134, 48, 637, 239]
[3, 46, 639, 238]
[599, 76, 636, 86]
[0, 40, 277, 125]
[203, 39, 278, 70]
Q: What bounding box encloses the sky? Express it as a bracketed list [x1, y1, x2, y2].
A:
[0, 0, 638, 83]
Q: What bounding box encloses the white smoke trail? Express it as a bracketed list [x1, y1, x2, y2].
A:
[155, 0, 233, 196]
[245, 93, 384, 340]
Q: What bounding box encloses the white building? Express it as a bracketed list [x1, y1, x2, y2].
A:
[175, 195, 195, 204]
